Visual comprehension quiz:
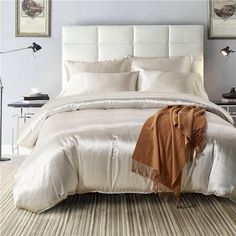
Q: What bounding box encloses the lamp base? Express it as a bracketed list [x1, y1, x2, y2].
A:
[0, 157, 11, 161]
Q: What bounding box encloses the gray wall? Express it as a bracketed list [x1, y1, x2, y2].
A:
[1, 0, 236, 145]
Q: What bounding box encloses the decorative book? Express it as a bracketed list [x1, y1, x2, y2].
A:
[22, 100, 48, 104]
[21, 94, 50, 101]
[221, 98, 236, 102]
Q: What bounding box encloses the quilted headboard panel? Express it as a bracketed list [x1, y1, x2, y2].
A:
[62, 25, 203, 86]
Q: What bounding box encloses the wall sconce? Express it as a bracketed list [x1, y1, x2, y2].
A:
[220, 46, 235, 56]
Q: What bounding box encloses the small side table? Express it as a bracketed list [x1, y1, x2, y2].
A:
[8, 101, 48, 155]
[212, 100, 236, 124]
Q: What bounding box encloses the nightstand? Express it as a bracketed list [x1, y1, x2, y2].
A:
[212, 100, 236, 122]
[8, 101, 48, 155]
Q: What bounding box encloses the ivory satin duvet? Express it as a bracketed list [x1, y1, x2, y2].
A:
[14, 92, 236, 212]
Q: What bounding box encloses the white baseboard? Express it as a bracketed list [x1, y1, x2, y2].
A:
[2, 144, 30, 156]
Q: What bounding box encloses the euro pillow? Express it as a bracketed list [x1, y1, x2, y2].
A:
[59, 72, 139, 97]
[130, 55, 192, 73]
[64, 58, 130, 82]
[138, 69, 209, 100]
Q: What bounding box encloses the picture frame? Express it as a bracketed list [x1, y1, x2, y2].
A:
[16, 0, 51, 37]
[208, 0, 236, 39]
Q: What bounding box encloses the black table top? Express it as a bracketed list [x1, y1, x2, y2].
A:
[8, 100, 236, 107]
[8, 101, 48, 108]
[212, 100, 236, 105]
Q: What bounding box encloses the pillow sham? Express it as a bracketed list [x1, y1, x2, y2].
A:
[65, 58, 131, 82]
[59, 72, 139, 97]
[137, 69, 209, 100]
[129, 55, 192, 73]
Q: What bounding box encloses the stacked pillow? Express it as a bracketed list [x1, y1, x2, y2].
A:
[60, 54, 208, 100]
[128, 54, 208, 100]
[60, 71, 138, 97]
[129, 54, 192, 73]
[61, 58, 135, 96]
[64, 58, 131, 82]
[136, 67, 208, 100]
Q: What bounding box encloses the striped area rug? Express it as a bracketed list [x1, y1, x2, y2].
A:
[1, 159, 236, 236]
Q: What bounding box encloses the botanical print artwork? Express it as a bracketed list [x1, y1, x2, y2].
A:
[21, 0, 44, 18]
[213, 0, 236, 20]
[209, 0, 236, 38]
[16, 0, 50, 37]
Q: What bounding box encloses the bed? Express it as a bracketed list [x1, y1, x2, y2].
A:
[13, 25, 236, 213]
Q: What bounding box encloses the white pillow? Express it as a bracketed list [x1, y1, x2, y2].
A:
[130, 55, 192, 73]
[59, 72, 139, 97]
[137, 69, 209, 100]
[64, 58, 131, 82]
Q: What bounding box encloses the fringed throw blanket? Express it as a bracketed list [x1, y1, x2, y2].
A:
[132, 105, 206, 201]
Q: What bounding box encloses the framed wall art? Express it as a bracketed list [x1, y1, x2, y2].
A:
[209, 0, 236, 39]
[16, 0, 51, 37]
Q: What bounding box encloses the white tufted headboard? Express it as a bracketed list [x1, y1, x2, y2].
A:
[62, 25, 204, 87]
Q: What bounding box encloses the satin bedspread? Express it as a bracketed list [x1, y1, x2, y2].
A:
[14, 92, 236, 212]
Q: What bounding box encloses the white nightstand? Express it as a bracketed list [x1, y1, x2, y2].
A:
[8, 101, 48, 155]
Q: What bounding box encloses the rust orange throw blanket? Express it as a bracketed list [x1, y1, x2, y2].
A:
[132, 105, 206, 200]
